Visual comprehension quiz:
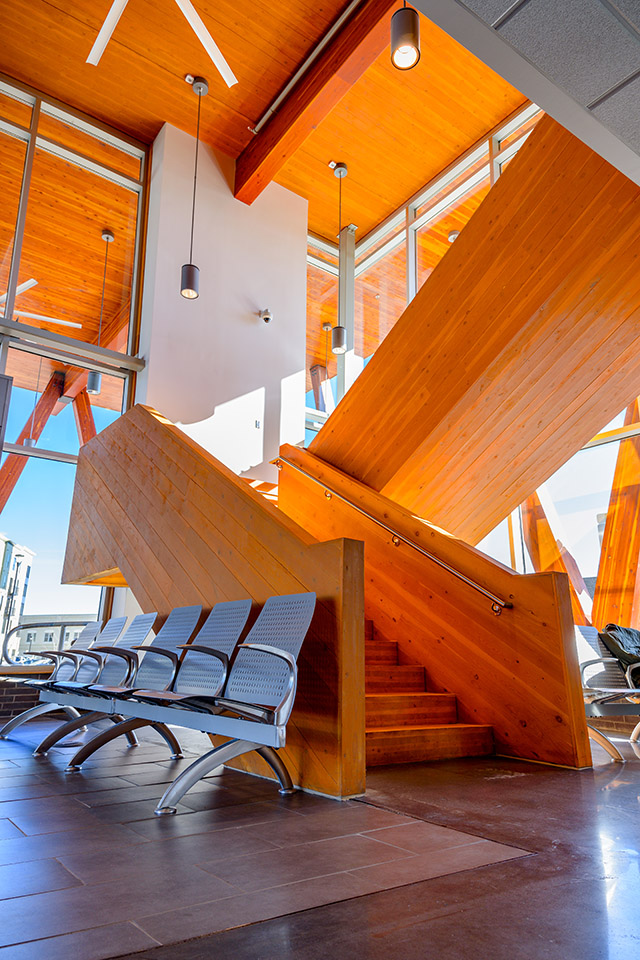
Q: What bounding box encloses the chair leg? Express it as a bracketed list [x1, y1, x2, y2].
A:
[587, 723, 625, 762]
[155, 739, 262, 815]
[257, 746, 296, 795]
[33, 711, 110, 756]
[0, 702, 80, 739]
[66, 718, 182, 771]
[630, 721, 640, 743]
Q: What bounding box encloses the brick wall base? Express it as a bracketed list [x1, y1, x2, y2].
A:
[589, 716, 640, 737]
[0, 675, 53, 721]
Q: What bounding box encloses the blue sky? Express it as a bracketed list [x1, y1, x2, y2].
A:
[1, 385, 118, 616]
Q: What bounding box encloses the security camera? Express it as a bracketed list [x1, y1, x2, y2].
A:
[259, 309, 273, 324]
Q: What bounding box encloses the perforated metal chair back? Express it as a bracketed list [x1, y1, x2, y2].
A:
[73, 616, 127, 684]
[51, 621, 101, 682]
[224, 592, 316, 708]
[174, 599, 252, 697]
[97, 613, 157, 687]
[135, 604, 202, 689]
[575, 625, 628, 689]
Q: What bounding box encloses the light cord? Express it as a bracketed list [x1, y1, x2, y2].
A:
[189, 90, 202, 265]
[97, 236, 109, 348]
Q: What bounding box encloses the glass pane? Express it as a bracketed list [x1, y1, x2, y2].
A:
[0, 130, 27, 309]
[416, 171, 491, 288]
[355, 243, 406, 359]
[0, 88, 32, 128]
[307, 261, 338, 390]
[14, 146, 138, 350]
[307, 240, 338, 269]
[355, 229, 403, 268]
[497, 109, 543, 152]
[3, 347, 124, 456]
[38, 111, 142, 181]
[414, 152, 489, 222]
[0, 456, 101, 639]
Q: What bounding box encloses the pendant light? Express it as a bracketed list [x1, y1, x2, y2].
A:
[23, 356, 42, 448]
[391, 2, 421, 71]
[87, 228, 114, 396]
[331, 162, 348, 356]
[181, 76, 208, 299]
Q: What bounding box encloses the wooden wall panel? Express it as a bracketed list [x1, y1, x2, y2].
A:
[310, 117, 640, 544]
[63, 404, 365, 798]
[592, 400, 640, 629]
[277, 444, 591, 768]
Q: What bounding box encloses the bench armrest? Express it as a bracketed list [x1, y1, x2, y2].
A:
[175, 645, 229, 695]
[580, 657, 622, 685]
[92, 647, 140, 686]
[627, 663, 640, 687]
[237, 643, 298, 725]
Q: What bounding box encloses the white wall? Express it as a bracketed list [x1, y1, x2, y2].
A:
[137, 123, 308, 483]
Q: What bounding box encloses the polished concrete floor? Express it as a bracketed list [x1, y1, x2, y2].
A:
[1, 721, 639, 960]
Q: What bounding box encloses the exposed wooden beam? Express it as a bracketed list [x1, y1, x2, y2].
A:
[311, 116, 640, 543]
[234, 0, 397, 205]
[72, 389, 97, 446]
[592, 399, 640, 629]
[521, 492, 591, 626]
[0, 371, 65, 512]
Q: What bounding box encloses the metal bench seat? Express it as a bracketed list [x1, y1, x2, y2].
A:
[37, 592, 316, 814]
[576, 625, 640, 762]
[0, 617, 126, 740]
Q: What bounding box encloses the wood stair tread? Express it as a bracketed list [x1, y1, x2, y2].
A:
[366, 723, 491, 733]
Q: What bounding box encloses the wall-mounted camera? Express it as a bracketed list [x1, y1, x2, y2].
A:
[258, 309, 273, 324]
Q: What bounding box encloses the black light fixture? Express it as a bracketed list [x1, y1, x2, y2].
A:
[87, 228, 114, 396]
[181, 75, 208, 299]
[331, 161, 348, 356]
[391, 2, 421, 71]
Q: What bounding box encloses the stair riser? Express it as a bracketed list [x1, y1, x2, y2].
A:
[366, 726, 494, 765]
[366, 666, 425, 693]
[366, 696, 457, 727]
[365, 642, 399, 664]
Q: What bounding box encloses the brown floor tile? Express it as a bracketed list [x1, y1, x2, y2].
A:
[0, 822, 149, 867]
[202, 833, 415, 892]
[361, 820, 485, 853]
[127, 801, 306, 841]
[0, 921, 159, 959]
[0, 820, 24, 841]
[0, 776, 131, 803]
[0, 857, 81, 899]
[241, 801, 417, 848]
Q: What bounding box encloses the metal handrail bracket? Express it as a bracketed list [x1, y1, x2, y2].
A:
[275, 456, 512, 615]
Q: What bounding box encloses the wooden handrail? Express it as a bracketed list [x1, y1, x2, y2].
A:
[274, 456, 512, 615]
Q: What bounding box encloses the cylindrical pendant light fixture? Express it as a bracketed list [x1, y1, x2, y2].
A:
[331, 324, 347, 354]
[181, 76, 208, 299]
[391, 3, 420, 70]
[87, 228, 114, 397]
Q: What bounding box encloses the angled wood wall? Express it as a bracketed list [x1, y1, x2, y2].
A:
[62, 405, 365, 799]
[310, 116, 640, 544]
[277, 444, 591, 769]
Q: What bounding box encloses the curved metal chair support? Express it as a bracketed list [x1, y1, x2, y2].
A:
[155, 738, 262, 815]
[587, 723, 625, 762]
[256, 746, 296, 795]
[0, 702, 81, 739]
[66, 717, 182, 771]
[33, 711, 139, 756]
[630, 721, 640, 743]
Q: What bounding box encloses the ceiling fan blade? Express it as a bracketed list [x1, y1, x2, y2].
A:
[86, 0, 131, 65]
[0, 279, 38, 304]
[13, 310, 83, 329]
[173, 0, 238, 88]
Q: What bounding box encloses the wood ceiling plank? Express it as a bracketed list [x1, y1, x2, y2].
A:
[234, 0, 398, 205]
[310, 116, 640, 543]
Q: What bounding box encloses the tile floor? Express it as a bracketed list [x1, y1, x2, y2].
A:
[0, 719, 529, 958]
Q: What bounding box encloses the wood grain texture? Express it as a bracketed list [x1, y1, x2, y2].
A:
[592, 400, 640, 629]
[62, 404, 366, 798]
[235, 0, 397, 204]
[72, 388, 97, 444]
[521, 491, 591, 626]
[310, 116, 640, 543]
[277, 444, 591, 768]
[0, 370, 64, 512]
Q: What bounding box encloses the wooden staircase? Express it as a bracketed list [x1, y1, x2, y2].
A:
[364, 620, 494, 765]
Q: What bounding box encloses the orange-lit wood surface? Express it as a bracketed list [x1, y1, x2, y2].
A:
[276, 17, 526, 240]
[72, 388, 97, 445]
[520, 492, 591, 627]
[0, 371, 64, 512]
[62, 404, 366, 798]
[592, 400, 640, 629]
[277, 444, 591, 768]
[311, 117, 640, 544]
[235, 0, 397, 204]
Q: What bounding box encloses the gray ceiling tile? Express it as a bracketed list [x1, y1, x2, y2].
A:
[605, 0, 640, 36]
[592, 74, 640, 152]
[457, 1, 517, 25]
[498, 0, 640, 106]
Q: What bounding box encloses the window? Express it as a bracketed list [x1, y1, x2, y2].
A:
[43, 631, 54, 642]
[26, 632, 34, 642]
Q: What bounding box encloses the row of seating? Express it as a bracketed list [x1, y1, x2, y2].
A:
[0, 593, 316, 814]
